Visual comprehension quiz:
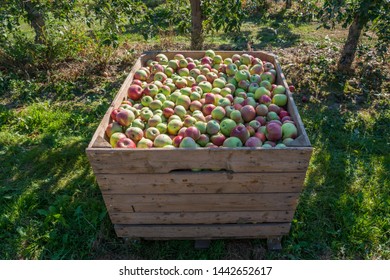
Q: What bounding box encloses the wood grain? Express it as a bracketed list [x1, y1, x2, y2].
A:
[87, 147, 312, 174]
[109, 210, 294, 224]
[103, 193, 300, 212]
[96, 171, 306, 194]
[114, 223, 291, 239]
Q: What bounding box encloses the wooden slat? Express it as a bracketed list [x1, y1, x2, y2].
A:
[109, 210, 294, 224]
[96, 171, 306, 194]
[104, 193, 300, 213]
[87, 147, 312, 174]
[114, 223, 291, 239]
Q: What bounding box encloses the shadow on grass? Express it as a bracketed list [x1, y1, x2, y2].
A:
[269, 99, 390, 259]
[0, 135, 109, 259]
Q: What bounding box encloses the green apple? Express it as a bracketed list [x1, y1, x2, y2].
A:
[167, 119, 183, 135]
[220, 118, 237, 137]
[272, 94, 287, 106]
[179, 137, 197, 148]
[223, 137, 243, 147]
[154, 134, 173, 147]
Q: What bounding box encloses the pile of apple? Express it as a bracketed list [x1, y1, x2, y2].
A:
[106, 50, 298, 149]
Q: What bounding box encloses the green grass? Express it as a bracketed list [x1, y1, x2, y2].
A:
[0, 18, 389, 259]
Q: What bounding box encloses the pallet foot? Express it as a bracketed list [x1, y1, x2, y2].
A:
[194, 240, 211, 249]
[267, 236, 282, 251]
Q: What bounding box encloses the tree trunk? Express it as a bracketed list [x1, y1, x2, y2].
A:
[285, 0, 292, 9]
[338, 15, 365, 72]
[190, 0, 203, 50]
[24, 1, 46, 44]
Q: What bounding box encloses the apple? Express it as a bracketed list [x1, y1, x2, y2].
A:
[230, 124, 250, 144]
[116, 109, 135, 127]
[156, 53, 168, 64]
[266, 122, 282, 141]
[134, 69, 148, 81]
[206, 119, 220, 135]
[260, 71, 275, 84]
[210, 132, 226, 146]
[131, 119, 145, 130]
[148, 114, 162, 127]
[275, 143, 287, 148]
[198, 81, 213, 93]
[167, 119, 183, 135]
[110, 108, 121, 122]
[254, 87, 271, 100]
[272, 94, 287, 106]
[110, 132, 127, 147]
[202, 104, 216, 116]
[140, 108, 153, 121]
[268, 104, 281, 114]
[213, 78, 226, 89]
[179, 137, 197, 148]
[235, 69, 249, 82]
[254, 132, 266, 142]
[220, 118, 237, 136]
[116, 137, 136, 148]
[255, 104, 268, 116]
[240, 105, 256, 122]
[183, 116, 197, 127]
[226, 63, 238, 76]
[282, 122, 298, 139]
[137, 137, 153, 148]
[259, 95, 272, 105]
[283, 137, 295, 146]
[143, 83, 159, 98]
[125, 127, 144, 143]
[106, 122, 123, 138]
[255, 116, 267, 126]
[230, 109, 244, 124]
[128, 84, 143, 101]
[289, 85, 295, 92]
[141, 95, 153, 107]
[174, 105, 187, 119]
[267, 111, 280, 121]
[248, 120, 261, 131]
[153, 134, 173, 147]
[262, 143, 273, 148]
[211, 106, 226, 121]
[172, 135, 183, 147]
[223, 137, 243, 147]
[245, 137, 262, 147]
[145, 127, 160, 141]
[176, 95, 191, 110]
[156, 122, 167, 134]
[196, 134, 209, 147]
[250, 63, 264, 75]
[260, 80, 272, 91]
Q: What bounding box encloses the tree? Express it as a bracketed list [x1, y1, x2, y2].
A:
[189, 0, 245, 50]
[319, 0, 390, 72]
[190, 0, 203, 50]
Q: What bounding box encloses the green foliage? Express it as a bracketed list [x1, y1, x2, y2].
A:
[136, 0, 191, 40]
[202, 0, 245, 35]
[318, 0, 390, 54]
[85, 0, 146, 46]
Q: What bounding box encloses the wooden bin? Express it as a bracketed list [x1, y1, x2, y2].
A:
[86, 51, 312, 249]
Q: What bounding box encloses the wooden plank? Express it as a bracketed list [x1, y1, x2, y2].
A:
[87, 56, 142, 148]
[109, 210, 294, 224]
[86, 147, 312, 174]
[274, 57, 311, 147]
[114, 223, 291, 239]
[96, 172, 306, 194]
[104, 193, 300, 212]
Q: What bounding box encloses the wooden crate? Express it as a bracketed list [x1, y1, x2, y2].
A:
[86, 51, 312, 249]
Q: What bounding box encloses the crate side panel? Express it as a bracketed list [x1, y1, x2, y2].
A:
[105, 193, 300, 212]
[114, 223, 291, 239]
[109, 210, 295, 224]
[96, 172, 306, 194]
[87, 148, 312, 174]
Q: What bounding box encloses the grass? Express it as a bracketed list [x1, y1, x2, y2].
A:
[0, 16, 389, 259]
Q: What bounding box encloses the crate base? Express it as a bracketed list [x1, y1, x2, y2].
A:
[114, 223, 290, 239]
